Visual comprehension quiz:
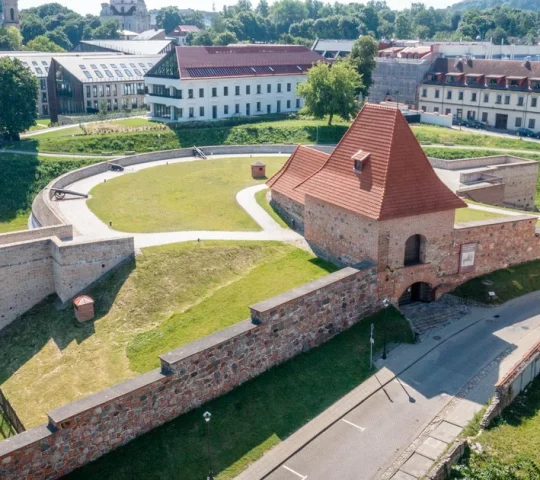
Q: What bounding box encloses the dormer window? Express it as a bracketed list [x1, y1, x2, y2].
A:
[352, 150, 370, 173]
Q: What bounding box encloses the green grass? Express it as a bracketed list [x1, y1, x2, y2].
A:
[255, 188, 288, 228]
[455, 206, 510, 223]
[112, 118, 156, 127]
[0, 213, 28, 233]
[453, 378, 540, 478]
[67, 307, 413, 480]
[0, 411, 14, 440]
[452, 259, 540, 304]
[0, 241, 333, 428]
[87, 156, 287, 233]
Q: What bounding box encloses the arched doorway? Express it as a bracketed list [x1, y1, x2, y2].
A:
[399, 282, 433, 306]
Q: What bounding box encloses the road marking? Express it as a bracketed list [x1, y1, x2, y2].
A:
[342, 419, 366, 431]
[283, 465, 307, 479]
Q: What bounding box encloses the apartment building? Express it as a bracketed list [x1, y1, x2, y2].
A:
[419, 57, 540, 132]
[48, 54, 163, 122]
[145, 45, 327, 122]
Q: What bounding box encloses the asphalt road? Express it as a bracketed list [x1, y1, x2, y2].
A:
[266, 293, 540, 480]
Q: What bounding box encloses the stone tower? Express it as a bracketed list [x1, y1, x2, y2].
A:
[2, 0, 19, 29]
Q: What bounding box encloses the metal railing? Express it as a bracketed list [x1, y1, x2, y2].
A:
[0, 388, 25, 435]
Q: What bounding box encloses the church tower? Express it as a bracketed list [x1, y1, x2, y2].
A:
[2, 0, 20, 29]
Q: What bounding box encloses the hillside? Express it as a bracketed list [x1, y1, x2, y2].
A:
[450, 0, 540, 11]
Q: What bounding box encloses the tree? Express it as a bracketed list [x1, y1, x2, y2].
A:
[92, 20, 120, 40]
[25, 35, 65, 52]
[189, 30, 215, 45]
[156, 6, 183, 34]
[0, 58, 39, 140]
[395, 13, 412, 38]
[349, 36, 378, 97]
[0, 26, 22, 51]
[45, 28, 72, 50]
[271, 0, 308, 35]
[214, 30, 238, 45]
[21, 14, 46, 43]
[297, 60, 362, 126]
[256, 0, 269, 17]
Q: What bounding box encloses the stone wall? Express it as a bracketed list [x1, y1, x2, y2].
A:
[458, 184, 505, 206]
[269, 190, 305, 233]
[0, 266, 378, 480]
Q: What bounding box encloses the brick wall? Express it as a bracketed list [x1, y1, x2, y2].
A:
[0, 266, 378, 480]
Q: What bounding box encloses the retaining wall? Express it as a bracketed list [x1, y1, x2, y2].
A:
[0, 265, 378, 480]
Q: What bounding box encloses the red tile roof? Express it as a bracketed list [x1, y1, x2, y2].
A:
[270, 104, 466, 220]
[175, 45, 328, 79]
[267, 146, 330, 204]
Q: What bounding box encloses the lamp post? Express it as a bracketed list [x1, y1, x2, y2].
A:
[382, 299, 389, 360]
[203, 412, 214, 480]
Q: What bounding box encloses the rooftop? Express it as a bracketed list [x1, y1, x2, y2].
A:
[268, 104, 466, 220]
[134, 29, 165, 40]
[78, 39, 172, 55]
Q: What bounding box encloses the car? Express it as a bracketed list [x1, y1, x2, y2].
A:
[462, 119, 486, 129]
[516, 127, 536, 138]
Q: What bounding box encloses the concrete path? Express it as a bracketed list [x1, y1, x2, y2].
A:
[51, 154, 300, 249]
[237, 292, 540, 480]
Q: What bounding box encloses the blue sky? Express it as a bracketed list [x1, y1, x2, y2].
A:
[17, 0, 458, 16]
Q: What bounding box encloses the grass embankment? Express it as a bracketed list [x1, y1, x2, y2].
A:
[68, 306, 413, 480]
[88, 156, 286, 232]
[0, 241, 334, 428]
[453, 259, 540, 304]
[455, 206, 509, 223]
[453, 378, 540, 479]
[255, 188, 288, 228]
[0, 153, 102, 233]
[0, 412, 13, 440]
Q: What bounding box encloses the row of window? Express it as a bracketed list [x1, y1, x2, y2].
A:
[151, 82, 298, 100]
[86, 98, 139, 111]
[85, 83, 145, 98]
[422, 88, 539, 108]
[423, 105, 537, 129]
[154, 99, 302, 119]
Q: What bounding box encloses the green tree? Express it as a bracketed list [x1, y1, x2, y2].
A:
[271, 0, 308, 35]
[214, 30, 238, 45]
[20, 14, 46, 43]
[349, 35, 378, 97]
[0, 26, 22, 50]
[297, 60, 362, 126]
[256, 0, 270, 17]
[156, 6, 183, 34]
[189, 30, 215, 45]
[45, 28, 72, 50]
[92, 20, 120, 40]
[395, 13, 411, 38]
[0, 58, 39, 140]
[25, 34, 65, 52]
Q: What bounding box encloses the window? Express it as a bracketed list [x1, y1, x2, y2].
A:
[246, 103, 250, 115]
[256, 102, 261, 112]
[105, 70, 113, 78]
[246, 85, 251, 95]
[277, 100, 281, 113]
[296, 98, 300, 109]
[199, 88, 204, 98]
[458, 91, 464, 101]
[456, 108, 462, 119]
[84, 71, 92, 79]
[99, 85, 104, 97]
[134, 69, 142, 76]
[212, 105, 217, 119]
[124, 69, 133, 77]
[107, 99, 112, 110]
[93, 86, 98, 97]
[189, 107, 194, 118]
[41, 92, 47, 103]
[434, 107, 439, 113]
[496, 95, 502, 104]
[353, 160, 363, 172]
[224, 86, 228, 96]
[482, 112, 488, 122]
[516, 117, 522, 127]
[90, 64, 98, 70]
[113, 99, 118, 110]
[277, 83, 282, 93]
[106, 85, 111, 96]
[421, 106, 427, 112]
[445, 108, 451, 115]
[287, 100, 291, 109]
[212, 87, 217, 97]
[517, 96, 524, 106]
[404, 234, 425, 266]
[235, 86, 240, 96]
[40, 79, 46, 90]
[188, 89, 194, 99]
[267, 104, 271, 114]
[287, 83, 291, 92]
[467, 110, 475, 120]
[154, 104, 171, 118]
[224, 105, 229, 115]
[533, 98, 538, 108]
[257, 85, 261, 94]
[177, 107, 183, 118]
[446, 90, 452, 100]
[267, 84, 271, 93]
[471, 92, 477, 102]
[505, 95, 510, 105]
[86, 86, 91, 97]
[115, 70, 124, 77]
[235, 103, 240, 114]
[435, 89, 440, 99]
[200, 106, 204, 117]
[422, 88, 427, 98]
[113, 85, 117, 96]
[529, 119, 536, 129]
[484, 93, 489, 103]
[86, 100, 91, 109]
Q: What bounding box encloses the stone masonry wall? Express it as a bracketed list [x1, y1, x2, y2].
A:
[0, 266, 378, 480]
[458, 184, 505, 206]
[269, 190, 305, 233]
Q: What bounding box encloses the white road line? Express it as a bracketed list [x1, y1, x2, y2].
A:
[342, 419, 366, 431]
[283, 465, 308, 479]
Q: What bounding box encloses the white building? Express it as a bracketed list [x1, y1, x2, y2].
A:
[100, 0, 150, 33]
[419, 57, 540, 133]
[145, 45, 327, 122]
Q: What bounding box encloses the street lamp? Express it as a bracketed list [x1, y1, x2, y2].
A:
[203, 412, 214, 480]
[382, 299, 389, 360]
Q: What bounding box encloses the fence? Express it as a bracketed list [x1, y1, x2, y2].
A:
[0, 389, 25, 436]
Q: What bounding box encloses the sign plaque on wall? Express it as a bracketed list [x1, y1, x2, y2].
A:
[460, 243, 477, 273]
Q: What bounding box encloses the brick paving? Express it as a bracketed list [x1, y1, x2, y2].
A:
[400, 301, 471, 336]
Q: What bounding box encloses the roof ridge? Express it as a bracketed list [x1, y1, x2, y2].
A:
[266, 145, 300, 188]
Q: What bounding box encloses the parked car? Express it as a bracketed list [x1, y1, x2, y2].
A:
[462, 119, 486, 129]
[516, 127, 537, 138]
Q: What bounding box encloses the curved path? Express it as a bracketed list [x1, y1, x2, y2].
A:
[51, 154, 301, 249]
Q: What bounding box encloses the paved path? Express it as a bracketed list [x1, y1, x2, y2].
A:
[237, 292, 540, 480]
[51, 154, 300, 249]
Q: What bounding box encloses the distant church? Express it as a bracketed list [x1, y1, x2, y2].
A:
[100, 0, 151, 33]
[1, 0, 20, 29]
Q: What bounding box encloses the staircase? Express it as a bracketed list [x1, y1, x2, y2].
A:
[400, 301, 471, 336]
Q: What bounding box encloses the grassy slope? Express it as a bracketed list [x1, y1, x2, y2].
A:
[68, 307, 413, 480]
[0, 241, 334, 428]
[87, 156, 286, 232]
[255, 188, 288, 228]
[455, 206, 509, 223]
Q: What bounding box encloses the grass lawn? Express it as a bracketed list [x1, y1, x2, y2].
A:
[67, 306, 413, 480]
[455, 206, 510, 223]
[0, 411, 14, 440]
[0, 241, 334, 428]
[452, 259, 540, 304]
[0, 213, 28, 233]
[254, 188, 288, 228]
[87, 156, 287, 232]
[452, 377, 540, 478]
[31, 125, 85, 139]
[112, 117, 156, 127]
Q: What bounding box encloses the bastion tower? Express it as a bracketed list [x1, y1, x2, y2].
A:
[1, 0, 20, 29]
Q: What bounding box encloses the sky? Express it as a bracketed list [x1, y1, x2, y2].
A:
[17, 0, 459, 16]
